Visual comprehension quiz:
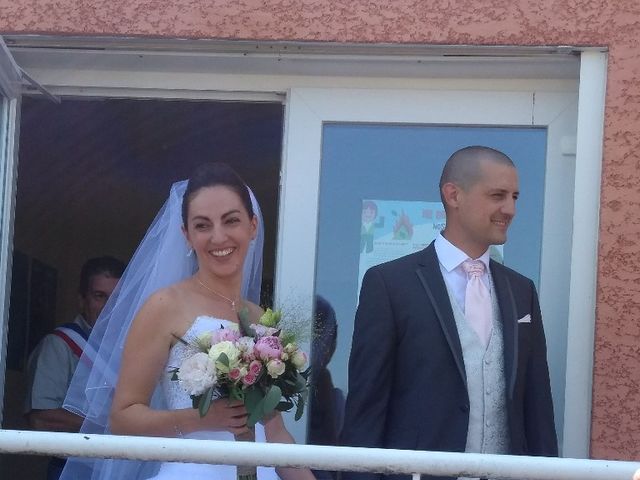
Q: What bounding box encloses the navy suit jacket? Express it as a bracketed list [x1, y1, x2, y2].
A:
[340, 243, 558, 480]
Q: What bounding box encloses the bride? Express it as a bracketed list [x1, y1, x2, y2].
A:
[60, 163, 316, 480]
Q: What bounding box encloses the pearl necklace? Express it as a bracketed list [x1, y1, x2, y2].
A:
[196, 278, 238, 311]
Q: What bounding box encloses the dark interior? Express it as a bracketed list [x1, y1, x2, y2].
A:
[1, 95, 284, 478]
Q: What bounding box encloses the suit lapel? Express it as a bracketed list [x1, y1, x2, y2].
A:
[490, 260, 518, 400]
[416, 243, 467, 388]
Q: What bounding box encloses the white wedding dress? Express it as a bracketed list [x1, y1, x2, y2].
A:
[148, 316, 279, 480]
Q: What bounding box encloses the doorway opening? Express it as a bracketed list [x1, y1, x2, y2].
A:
[2, 95, 284, 478]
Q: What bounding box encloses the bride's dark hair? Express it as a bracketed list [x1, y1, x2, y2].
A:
[182, 163, 255, 226]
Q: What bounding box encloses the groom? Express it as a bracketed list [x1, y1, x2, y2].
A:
[340, 146, 558, 480]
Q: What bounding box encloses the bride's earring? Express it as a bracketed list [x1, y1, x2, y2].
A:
[186, 248, 194, 257]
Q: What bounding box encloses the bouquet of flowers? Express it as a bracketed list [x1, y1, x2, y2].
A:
[171, 307, 310, 429]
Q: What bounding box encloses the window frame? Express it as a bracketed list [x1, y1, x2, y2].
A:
[0, 37, 22, 425]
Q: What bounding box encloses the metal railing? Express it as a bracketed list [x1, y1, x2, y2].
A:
[0, 429, 638, 480]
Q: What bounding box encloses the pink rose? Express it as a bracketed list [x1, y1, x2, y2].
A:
[254, 336, 283, 361]
[229, 367, 242, 381]
[249, 360, 263, 376]
[242, 372, 258, 385]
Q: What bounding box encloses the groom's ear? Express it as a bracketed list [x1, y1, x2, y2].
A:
[441, 182, 460, 209]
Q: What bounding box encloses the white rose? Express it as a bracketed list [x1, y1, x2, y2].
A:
[177, 352, 217, 396]
[209, 340, 241, 373]
[266, 359, 286, 378]
[291, 350, 307, 370]
[283, 342, 297, 354]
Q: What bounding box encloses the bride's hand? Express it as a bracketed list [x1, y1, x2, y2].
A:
[201, 399, 249, 435]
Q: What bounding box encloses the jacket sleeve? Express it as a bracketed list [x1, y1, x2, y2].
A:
[523, 280, 559, 456]
[340, 266, 396, 480]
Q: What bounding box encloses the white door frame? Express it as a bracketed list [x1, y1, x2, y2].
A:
[562, 51, 607, 458]
[0, 38, 22, 425]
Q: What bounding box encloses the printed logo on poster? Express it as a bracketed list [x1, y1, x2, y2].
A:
[358, 199, 503, 295]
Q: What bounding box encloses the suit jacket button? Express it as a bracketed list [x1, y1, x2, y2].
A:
[460, 404, 469, 413]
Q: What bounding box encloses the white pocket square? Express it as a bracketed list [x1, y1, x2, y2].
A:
[518, 314, 532, 324]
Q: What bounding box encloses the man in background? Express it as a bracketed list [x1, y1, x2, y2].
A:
[25, 255, 125, 480]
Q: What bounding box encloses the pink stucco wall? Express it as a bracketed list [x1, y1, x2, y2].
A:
[1, 0, 639, 461]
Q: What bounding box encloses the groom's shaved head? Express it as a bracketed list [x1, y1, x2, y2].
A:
[439, 146, 514, 204]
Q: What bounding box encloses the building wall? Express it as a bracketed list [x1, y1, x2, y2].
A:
[1, 0, 639, 460]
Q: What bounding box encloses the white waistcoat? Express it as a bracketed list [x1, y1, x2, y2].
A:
[445, 278, 511, 455]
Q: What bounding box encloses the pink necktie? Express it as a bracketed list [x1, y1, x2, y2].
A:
[462, 259, 492, 347]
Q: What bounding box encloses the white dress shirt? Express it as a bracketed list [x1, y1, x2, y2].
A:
[433, 233, 491, 314]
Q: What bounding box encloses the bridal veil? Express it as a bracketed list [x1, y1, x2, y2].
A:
[61, 178, 264, 480]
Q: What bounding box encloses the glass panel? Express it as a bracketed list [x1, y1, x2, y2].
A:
[309, 123, 549, 464]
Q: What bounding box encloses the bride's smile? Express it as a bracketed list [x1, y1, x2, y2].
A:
[183, 184, 257, 281]
[210, 247, 235, 257]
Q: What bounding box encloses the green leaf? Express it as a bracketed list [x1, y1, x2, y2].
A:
[229, 385, 244, 401]
[280, 332, 295, 345]
[293, 371, 307, 392]
[262, 385, 282, 417]
[258, 308, 280, 327]
[300, 386, 309, 403]
[244, 386, 263, 414]
[276, 400, 294, 411]
[217, 352, 229, 367]
[294, 394, 305, 421]
[283, 376, 297, 388]
[247, 397, 265, 428]
[237, 305, 254, 338]
[198, 387, 214, 418]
